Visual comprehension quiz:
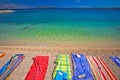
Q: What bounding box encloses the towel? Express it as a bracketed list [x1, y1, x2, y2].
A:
[87, 56, 118, 80]
[0, 54, 24, 80]
[72, 53, 94, 80]
[53, 54, 71, 80]
[54, 70, 67, 80]
[25, 56, 49, 80]
[0, 52, 6, 58]
[110, 56, 120, 67]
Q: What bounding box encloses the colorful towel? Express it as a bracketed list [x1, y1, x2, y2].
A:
[72, 53, 94, 80]
[25, 56, 49, 80]
[53, 54, 72, 80]
[86, 56, 118, 80]
[0, 58, 11, 76]
[0, 54, 21, 75]
[110, 56, 120, 67]
[0, 54, 24, 80]
[54, 70, 67, 80]
[0, 52, 6, 58]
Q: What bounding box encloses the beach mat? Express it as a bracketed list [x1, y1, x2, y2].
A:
[54, 70, 68, 80]
[25, 56, 49, 80]
[53, 54, 72, 80]
[71, 53, 94, 80]
[110, 56, 120, 67]
[0, 54, 24, 80]
[86, 56, 118, 80]
[0, 52, 6, 58]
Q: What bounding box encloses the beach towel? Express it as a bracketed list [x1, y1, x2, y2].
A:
[0, 58, 11, 76]
[0, 54, 21, 75]
[0, 54, 24, 80]
[86, 56, 101, 80]
[25, 56, 49, 80]
[86, 56, 118, 80]
[0, 52, 6, 58]
[54, 70, 67, 80]
[53, 54, 72, 80]
[72, 53, 94, 80]
[110, 56, 120, 67]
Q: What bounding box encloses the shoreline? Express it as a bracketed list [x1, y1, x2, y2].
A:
[0, 45, 120, 50]
[0, 40, 120, 49]
[0, 45, 120, 55]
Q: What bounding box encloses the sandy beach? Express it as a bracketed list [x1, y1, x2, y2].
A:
[0, 46, 120, 80]
[0, 0, 120, 79]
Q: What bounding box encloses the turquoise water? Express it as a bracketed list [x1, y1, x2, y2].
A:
[0, 9, 120, 46]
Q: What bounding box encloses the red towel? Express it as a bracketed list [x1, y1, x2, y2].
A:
[87, 56, 118, 80]
[25, 56, 49, 80]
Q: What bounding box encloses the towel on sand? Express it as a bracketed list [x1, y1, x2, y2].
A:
[110, 56, 120, 67]
[0, 52, 6, 58]
[53, 54, 72, 80]
[54, 70, 67, 80]
[25, 56, 49, 80]
[0, 54, 24, 80]
[72, 53, 94, 80]
[86, 56, 118, 80]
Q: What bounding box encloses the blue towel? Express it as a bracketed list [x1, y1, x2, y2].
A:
[110, 56, 120, 67]
[1, 55, 23, 80]
[72, 53, 94, 80]
[0, 60, 11, 75]
[54, 70, 68, 80]
[0, 54, 24, 76]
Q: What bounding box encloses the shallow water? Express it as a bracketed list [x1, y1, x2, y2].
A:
[0, 9, 120, 47]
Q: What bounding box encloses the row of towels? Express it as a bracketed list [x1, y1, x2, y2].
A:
[0, 53, 119, 80]
[0, 54, 49, 80]
[53, 54, 118, 80]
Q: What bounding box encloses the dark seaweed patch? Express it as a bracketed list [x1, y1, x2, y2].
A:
[116, 27, 120, 33]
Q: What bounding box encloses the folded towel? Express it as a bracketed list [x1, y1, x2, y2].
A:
[54, 70, 67, 80]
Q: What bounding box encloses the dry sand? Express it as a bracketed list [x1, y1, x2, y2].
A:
[0, 46, 120, 80]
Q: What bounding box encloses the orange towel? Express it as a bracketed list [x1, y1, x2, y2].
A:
[0, 52, 6, 58]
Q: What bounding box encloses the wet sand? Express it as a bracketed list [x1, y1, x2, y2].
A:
[0, 46, 120, 80]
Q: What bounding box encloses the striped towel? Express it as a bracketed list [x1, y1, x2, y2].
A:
[86, 56, 118, 80]
[53, 54, 72, 80]
[0, 54, 24, 80]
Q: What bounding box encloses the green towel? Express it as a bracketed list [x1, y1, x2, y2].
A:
[53, 54, 72, 80]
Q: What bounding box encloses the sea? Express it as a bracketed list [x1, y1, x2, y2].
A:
[0, 9, 120, 47]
